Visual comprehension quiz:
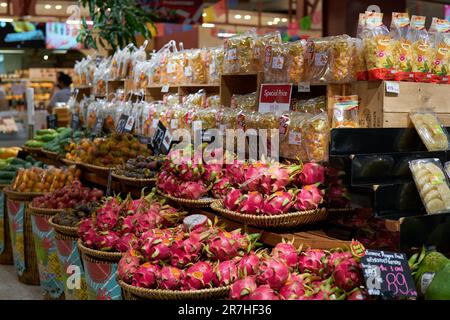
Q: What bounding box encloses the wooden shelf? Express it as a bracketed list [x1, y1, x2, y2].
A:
[220, 72, 263, 107]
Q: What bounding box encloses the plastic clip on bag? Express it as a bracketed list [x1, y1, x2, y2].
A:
[332, 95, 360, 128]
[410, 158, 450, 214]
[409, 111, 450, 151]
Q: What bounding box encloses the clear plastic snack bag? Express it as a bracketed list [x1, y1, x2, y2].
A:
[286, 39, 307, 84]
[429, 18, 450, 83]
[305, 36, 333, 83]
[280, 112, 310, 160]
[254, 31, 282, 71]
[409, 111, 450, 151]
[407, 15, 434, 82]
[332, 95, 360, 128]
[264, 43, 289, 83]
[328, 35, 357, 83]
[184, 48, 207, 84]
[230, 92, 257, 111]
[207, 47, 224, 84]
[409, 158, 450, 214]
[390, 12, 414, 81]
[303, 111, 329, 162]
[223, 29, 257, 74]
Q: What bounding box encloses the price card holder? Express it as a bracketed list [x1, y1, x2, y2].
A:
[91, 118, 104, 139]
[361, 249, 417, 299]
[385, 81, 400, 95]
[298, 82, 311, 93]
[161, 85, 170, 93]
[106, 168, 112, 197]
[124, 116, 135, 133]
[47, 114, 57, 129]
[116, 114, 129, 134]
[152, 121, 172, 155]
[71, 114, 80, 131]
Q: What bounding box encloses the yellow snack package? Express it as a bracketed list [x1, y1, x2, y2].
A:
[407, 15, 434, 82]
[390, 12, 414, 81]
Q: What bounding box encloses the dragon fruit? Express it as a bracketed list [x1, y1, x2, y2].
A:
[96, 197, 121, 230]
[141, 236, 172, 262]
[206, 231, 240, 261]
[261, 191, 294, 215]
[237, 192, 264, 215]
[279, 273, 307, 300]
[294, 185, 323, 211]
[237, 251, 260, 276]
[230, 229, 255, 252]
[203, 163, 223, 183]
[79, 219, 96, 247]
[248, 285, 280, 300]
[121, 214, 139, 234]
[242, 162, 269, 192]
[211, 177, 232, 199]
[158, 266, 185, 290]
[298, 249, 325, 275]
[260, 163, 302, 194]
[257, 257, 290, 290]
[158, 173, 179, 195]
[327, 185, 351, 208]
[178, 181, 208, 200]
[346, 288, 367, 300]
[170, 238, 202, 268]
[114, 233, 140, 252]
[215, 260, 239, 286]
[185, 261, 216, 290]
[132, 262, 160, 289]
[94, 230, 120, 251]
[271, 242, 298, 270]
[229, 276, 258, 300]
[225, 159, 246, 186]
[332, 258, 362, 292]
[325, 250, 353, 275]
[223, 188, 243, 211]
[118, 250, 142, 284]
[298, 162, 325, 185]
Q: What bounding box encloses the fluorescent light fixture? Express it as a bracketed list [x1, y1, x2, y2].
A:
[43, 55, 49, 60]
[244, 15, 251, 20]
[0, 49, 25, 54]
[0, 3, 7, 8]
[0, 18, 13, 22]
[281, 18, 288, 22]
[53, 50, 67, 54]
[55, 5, 62, 10]
[217, 32, 236, 38]
[44, 4, 52, 9]
[234, 14, 241, 19]
[202, 12, 206, 17]
[267, 21, 273, 26]
[202, 23, 215, 28]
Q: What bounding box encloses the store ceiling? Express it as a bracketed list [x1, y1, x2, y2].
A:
[204, 0, 291, 13]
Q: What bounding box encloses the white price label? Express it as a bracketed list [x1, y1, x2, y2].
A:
[314, 52, 327, 66]
[193, 120, 202, 131]
[298, 82, 311, 92]
[227, 48, 237, 60]
[124, 116, 135, 132]
[161, 85, 170, 93]
[166, 63, 175, 74]
[152, 119, 159, 127]
[271, 56, 284, 69]
[184, 67, 192, 77]
[171, 119, 179, 129]
[289, 131, 302, 145]
[385, 81, 400, 94]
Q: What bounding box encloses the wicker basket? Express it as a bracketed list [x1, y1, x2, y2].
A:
[79, 162, 115, 176]
[41, 149, 60, 159]
[61, 158, 79, 166]
[22, 146, 43, 157]
[112, 172, 156, 189]
[0, 184, 13, 265]
[118, 279, 230, 300]
[156, 189, 214, 209]
[210, 200, 328, 229]
[3, 186, 41, 285]
[48, 216, 79, 238]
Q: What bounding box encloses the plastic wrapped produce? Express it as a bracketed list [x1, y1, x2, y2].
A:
[362, 11, 395, 80]
[409, 111, 450, 151]
[264, 43, 289, 83]
[408, 15, 434, 82]
[93, 57, 111, 96]
[230, 92, 257, 111]
[410, 158, 450, 214]
[429, 18, 450, 83]
[223, 29, 257, 74]
[286, 40, 307, 84]
[207, 47, 224, 84]
[332, 95, 360, 128]
[305, 36, 333, 83]
[254, 31, 282, 71]
[280, 112, 310, 160]
[390, 12, 414, 81]
[303, 111, 329, 162]
[184, 48, 207, 84]
[328, 35, 357, 82]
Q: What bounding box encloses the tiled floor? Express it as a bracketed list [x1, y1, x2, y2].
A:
[0, 265, 43, 300]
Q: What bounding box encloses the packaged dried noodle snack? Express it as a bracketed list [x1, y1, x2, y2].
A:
[254, 31, 282, 72]
[429, 18, 450, 83]
[305, 36, 333, 84]
[286, 40, 307, 84]
[224, 29, 257, 74]
[328, 35, 356, 83]
[407, 15, 434, 82]
[280, 112, 310, 160]
[390, 12, 414, 81]
[303, 111, 329, 162]
[184, 48, 207, 84]
[207, 47, 224, 84]
[230, 92, 257, 111]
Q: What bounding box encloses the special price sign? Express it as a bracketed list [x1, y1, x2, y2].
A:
[258, 84, 293, 114]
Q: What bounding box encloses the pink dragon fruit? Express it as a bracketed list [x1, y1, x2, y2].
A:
[279, 273, 307, 300]
[211, 177, 232, 199]
[346, 288, 367, 300]
[206, 231, 240, 261]
[96, 197, 121, 230]
[261, 191, 294, 215]
[271, 242, 298, 270]
[260, 163, 302, 194]
[158, 266, 185, 290]
[132, 262, 160, 288]
[327, 185, 351, 208]
[114, 233, 140, 252]
[325, 250, 353, 275]
[185, 261, 216, 290]
[237, 191, 264, 215]
[170, 238, 202, 268]
[332, 258, 362, 292]
[237, 252, 260, 276]
[294, 185, 323, 211]
[203, 163, 223, 182]
[242, 162, 269, 192]
[257, 257, 290, 290]
[229, 276, 258, 300]
[158, 173, 179, 195]
[118, 249, 142, 284]
[178, 181, 208, 200]
[248, 285, 280, 300]
[215, 260, 239, 286]
[298, 162, 325, 185]
[298, 249, 325, 275]
[223, 188, 243, 211]
[78, 219, 96, 247]
[225, 159, 247, 186]
[94, 230, 120, 251]
[121, 214, 139, 234]
[141, 236, 172, 261]
[230, 229, 255, 252]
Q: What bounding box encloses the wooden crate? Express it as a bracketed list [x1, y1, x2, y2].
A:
[220, 72, 263, 107]
[352, 81, 450, 128]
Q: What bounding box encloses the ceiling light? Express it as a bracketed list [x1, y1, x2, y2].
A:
[55, 5, 62, 10]
[0, 18, 13, 22]
[281, 18, 288, 22]
[202, 23, 215, 28]
[234, 14, 241, 19]
[0, 3, 7, 8]
[267, 21, 273, 26]
[244, 15, 251, 20]
[274, 17, 280, 22]
[272, 20, 279, 25]
[217, 32, 236, 38]
[43, 55, 49, 61]
[202, 12, 206, 17]
[44, 4, 52, 9]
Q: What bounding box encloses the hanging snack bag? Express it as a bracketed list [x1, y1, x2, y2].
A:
[254, 31, 282, 72]
[328, 35, 357, 83]
[303, 111, 329, 162]
[223, 29, 257, 74]
[410, 158, 450, 214]
[264, 43, 289, 83]
[390, 12, 414, 81]
[305, 36, 334, 83]
[207, 47, 224, 85]
[429, 18, 450, 83]
[286, 39, 307, 84]
[410, 111, 450, 151]
[408, 15, 434, 82]
[332, 95, 359, 128]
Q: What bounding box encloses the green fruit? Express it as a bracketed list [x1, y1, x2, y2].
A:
[424, 263, 450, 300]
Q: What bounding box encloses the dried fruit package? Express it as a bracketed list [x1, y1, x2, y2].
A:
[163, 93, 181, 107]
[332, 95, 360, 128]
[206, 95, 221, 108]
[407, 15, 434, 82]
[206, 47, 224, 84]
[230, 92, 257, 111]
[328, 35, 357, 83]
[184, 48, 208, 84]
[264, 43, 289, 83]
[286, 40, 307, 84]
[303, 111, 329, 162]
[142, 102, 162, 137]
[390, 12, 414, 81]
[133, 60, 151, 93]
[429, 18, 450, 83]
[410, 158, 450, 214]
[279, 112, 309, 160]
[163, 50, 184, 85]
[93, 57, 111, 96]
[118, 44, 135, 80]
[361, 11, 395, 80]
[305, 36, 333, 83]
[86, 100, 100, 130]
[158, 40, 178, 85]
[129, 40, 148, 79]
[182, 90, 206, 109]
[294, 96, 326, 115]
[132, 101, 145, 135]
[223, 29, 257, 74]
[410, 111, 450, 151]
[254, 31, 282, 71]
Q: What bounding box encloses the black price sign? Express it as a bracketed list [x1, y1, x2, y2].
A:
[116, 114, 129, 134]
[47, 114, 57, 129]
[71, 114, 80, 131]
[152, 121, 172, 155]
[361, 249, 417, 299]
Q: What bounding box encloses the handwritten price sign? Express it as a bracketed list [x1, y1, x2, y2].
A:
[361, 249, 417, 298]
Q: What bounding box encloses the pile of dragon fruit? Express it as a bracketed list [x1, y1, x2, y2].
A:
[222, 161, 326, 215]
[78, 191, 186, 252]
[230, 242, 367, 300]
[118, 217, 260, 290]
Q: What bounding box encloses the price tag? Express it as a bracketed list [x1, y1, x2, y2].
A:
[47, 114, 57, 129]
[161, 85, 170, 93]
[124, 116, 135, 133]
[360, 249, 417, 298]
[71, 114, 80, 131]
[298, 82, 311, 93]
[116, 114, 129, 134]
[106, 169, 112, 197]
[193, 121, 202, 132]
[259, 84, 293, 114]
[152, 121, 172, 155]
[385, 81, 400, 94]
[171, 119, 179, 129]
[93, 118, 104, 136]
